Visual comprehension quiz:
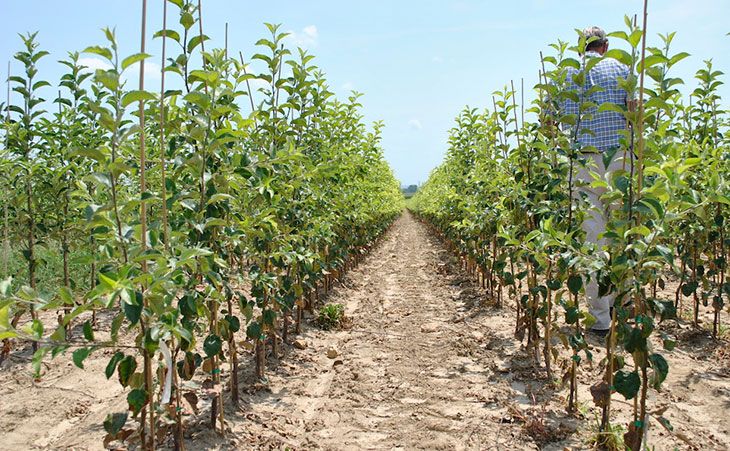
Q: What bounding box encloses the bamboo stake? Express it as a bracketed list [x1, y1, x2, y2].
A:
[157, 3, 183, 449]
[510, 80, 522, 150]
[223, 19, 240, 410]
[510, 80, 528, 181]
[2, 62, 10, 277]
[631, 3, 650, 449]
[196, 0, 224, 433]
[520, 77, 525, 131]
[159, 0, 170, 252]
[238, 52, 257, 114]
[635, 1, 648, 195]
[136, 1, 155, 449]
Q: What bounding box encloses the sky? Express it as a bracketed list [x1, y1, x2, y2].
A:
[2, 0, 729, 186]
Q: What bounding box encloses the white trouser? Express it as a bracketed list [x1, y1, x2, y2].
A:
[575, 151, 628, 330]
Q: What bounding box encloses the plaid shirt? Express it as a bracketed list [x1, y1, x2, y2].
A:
[561, 51, 630, 152]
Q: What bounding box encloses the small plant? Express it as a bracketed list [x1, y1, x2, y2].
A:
[588, 412, 625, 451]
[317, 303, 346, 330]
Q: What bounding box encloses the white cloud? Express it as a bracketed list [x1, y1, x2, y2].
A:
[408, 119, 423, 130]
[248, 77, 271, 93]
[125, 61, 162, 83]
[288, 25, 319, 48]
[341, 81, 354, 91]
[78, 57, 161, 84]
[78, 57, 112, 72]
[431, 56, 443, 64]
[303, 25, 318, 39]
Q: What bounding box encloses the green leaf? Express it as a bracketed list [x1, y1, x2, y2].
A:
[623, 327, 646, 353]
[203, 334, 222, 358]
[639, 54, 668, 71]
[58, 286, 74, 306]
[187, 35, 210, 54]
[103, 412, 128, 435]
[153, 29, 181, 43]
[668, 52, 690, 67]
[118, 355, 137, 387]
[0, 277, 12, 296]
[83, 46, 112, 61]
[127, 388, 148, 415]
[32, 347, 49, 378]
[583, 312, 596, 330]
[246, 321, 262, 340]
[597, 102, 625, 115]
[651, 299, 677, 321]
[122, 53, 151, 71]
[123, 291, 143, 326]
[180, 11, 195, 30]
[72, 347, 92, 369]
[105, 352, 125, 379]
[32, 80, 51, 91]
[613, 370, 640, 400]
[94, 70, 119, 91]
[0, 304, 13, 335]
[83, 321, 95, 341]
[121, 90, 155, 107]
[567, 275, 583, 295]
[604, 49, 633, 67]
[564, 305, 579, 324]
[681, 281, 698, 297]
[183, 91, 210, 109]
[662, 335, 676, 351]
[111, 312, 124, 342]
[225, 314, 241, 333]
[649, 353, 669, 388]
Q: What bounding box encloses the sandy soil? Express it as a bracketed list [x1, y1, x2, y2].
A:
[1, 211, 728, 450]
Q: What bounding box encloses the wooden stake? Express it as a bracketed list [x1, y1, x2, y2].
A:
[159, 0, 170, 252]
[196, 0, 224, 433]
[636, 0, 648, 194]
[239, 51, 257, 114]
[136, 1, 155, 449]
[631, 3, 650, 450]
[2, 61, 10, 277]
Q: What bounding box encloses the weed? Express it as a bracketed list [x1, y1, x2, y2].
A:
[317, 303, 346, 330]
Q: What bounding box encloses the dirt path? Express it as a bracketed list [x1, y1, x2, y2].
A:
[224, 211, 553, 450]
[221, 211, 730, 451]
[1, 211, 728, 450]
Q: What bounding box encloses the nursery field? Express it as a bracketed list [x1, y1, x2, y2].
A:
[1, 0, 728, 450]
[1, 213, 728, 449]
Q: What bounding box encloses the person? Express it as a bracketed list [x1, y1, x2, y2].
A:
[560, 26, 631, 335]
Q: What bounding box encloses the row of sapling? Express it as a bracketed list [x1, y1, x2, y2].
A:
[0, 0, 403, 449]
[410, 7, 729, 450]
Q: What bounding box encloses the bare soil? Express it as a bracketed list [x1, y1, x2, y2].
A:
[1, 211, 728, 450]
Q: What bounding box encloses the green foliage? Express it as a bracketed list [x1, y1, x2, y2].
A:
[410, 16, 728, 450]
[317, 303, 345, 330]
[0, 6, 403, 446]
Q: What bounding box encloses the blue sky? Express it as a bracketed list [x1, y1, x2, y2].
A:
[2, 0, 729, 185]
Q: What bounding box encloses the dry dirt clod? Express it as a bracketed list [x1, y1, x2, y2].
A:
[292, 339, 307, 350]
[420, 323, 438, 333]
[326, 347, 339, 359]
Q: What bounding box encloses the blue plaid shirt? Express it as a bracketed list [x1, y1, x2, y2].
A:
[562, 51, 630, 152]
